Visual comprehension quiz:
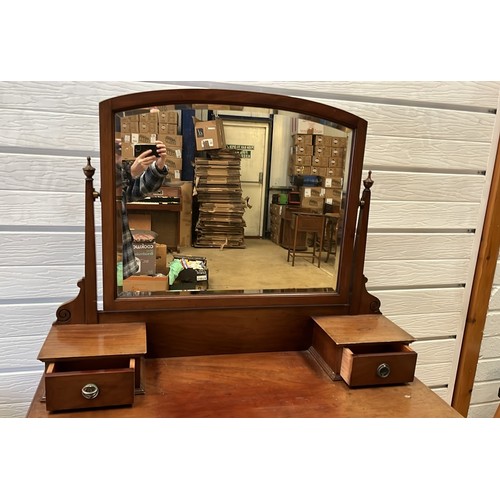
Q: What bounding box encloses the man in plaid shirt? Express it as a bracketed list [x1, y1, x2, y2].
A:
[117, 140, 169, 279]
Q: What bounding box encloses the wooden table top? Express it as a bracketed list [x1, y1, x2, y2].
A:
[26, 350, 461, 418]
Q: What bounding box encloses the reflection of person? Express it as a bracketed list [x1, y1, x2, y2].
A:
[116, 140, 169, 279]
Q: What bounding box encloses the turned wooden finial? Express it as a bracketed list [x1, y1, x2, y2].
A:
[363, 170, 374, 190]
[83, 156, 95, 179]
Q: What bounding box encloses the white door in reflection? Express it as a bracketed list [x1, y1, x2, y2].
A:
[222, 120, 270, 237]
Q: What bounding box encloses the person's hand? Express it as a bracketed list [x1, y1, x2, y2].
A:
[130, 148, 157, 178]
[154, 141, 167, 171]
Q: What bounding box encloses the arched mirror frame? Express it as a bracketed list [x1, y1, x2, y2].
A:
[99, 89, 369, 313]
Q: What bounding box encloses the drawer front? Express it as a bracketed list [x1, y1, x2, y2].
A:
[44, 362, 135, 412]
[340, 344, 417, 387]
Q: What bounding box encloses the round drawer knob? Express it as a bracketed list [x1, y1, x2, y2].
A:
[376, 363, 391, 379]
[81, 383, 100, 400]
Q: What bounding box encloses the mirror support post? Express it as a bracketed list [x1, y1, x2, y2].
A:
[82, 157, 99, 323]
[54, 158, 99, 324]
[350, 171, 381, 315]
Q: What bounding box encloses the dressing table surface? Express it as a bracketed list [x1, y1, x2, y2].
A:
[26, 351, 460, 418]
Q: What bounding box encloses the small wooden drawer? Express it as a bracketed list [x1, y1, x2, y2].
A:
[38, 323, 147, 413]
[44, 358, 136, 412]
[311, 314, 418, 388]
[340, 344, 417, 387]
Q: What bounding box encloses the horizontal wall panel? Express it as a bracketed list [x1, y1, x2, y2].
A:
[0, 232, 94, 266]
[368, 200, 480, 229]
[385, 312, 461, 340]
[474, 358, 500, 382]
[479, 336, 500, 359]
[415, 363, 452, 387]
[315, 99, 496, 142]
[470, 380, 500, 404]
[0, 335, 45, 370]
[366, 233, 475, 261]
[0, 81, 185, 114]
[0, 303, 62, 338]
[222, 81, 500, 108]
[366, 170, 485, 202]
[484, 311, 500, 337]
[489, 287, 500, 310]
[365, 259, 469, 287]
[0, 370, 42, 405]
[467, 402, 499, 418]
[4, 152, 101, 193]
[0, 192, 90, 226]
[373, 288, 466, 315]
[0, 265, 103, 300]
[432, 387, 448, 400]
[411, 339, 456, 365]
[0, 110, 99, 151]
[0, 402, 32, 418]
[364, 136, 490, 171]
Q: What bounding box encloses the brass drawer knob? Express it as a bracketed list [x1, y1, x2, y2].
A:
[376, 363, 391, 379]
[81, 383, 100, 400]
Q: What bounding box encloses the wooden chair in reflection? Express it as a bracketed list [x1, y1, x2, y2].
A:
[321, 213, 340, 264]
[287, 212, 326, 267]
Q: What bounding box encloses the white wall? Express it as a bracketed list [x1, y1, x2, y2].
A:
[1, 81, 499, 417]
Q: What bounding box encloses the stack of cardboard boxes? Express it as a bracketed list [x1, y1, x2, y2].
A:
[192, 118, 246, 249]
[120, 108, 183, 182]
[288, 119, 347, 213]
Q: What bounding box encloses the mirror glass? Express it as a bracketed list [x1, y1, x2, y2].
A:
[113, 102, 353, 298]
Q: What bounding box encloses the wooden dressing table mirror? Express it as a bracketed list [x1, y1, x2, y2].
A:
[27, 88, 460, 418]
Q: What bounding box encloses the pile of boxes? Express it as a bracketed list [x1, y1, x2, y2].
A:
[192, 119, 246, 249]
[119, 108, 183, 182]
[194, 151, 246, 248]
[288, 119, 347, 213]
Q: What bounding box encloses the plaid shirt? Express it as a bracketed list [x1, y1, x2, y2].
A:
[120, 162, 168, 279]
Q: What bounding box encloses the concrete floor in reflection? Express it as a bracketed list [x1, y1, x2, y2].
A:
[170, 238, 339, 291]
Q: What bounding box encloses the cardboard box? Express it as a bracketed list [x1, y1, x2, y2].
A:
[165, 146, 182, 159]
[291, 154, 312, 166]
[313, 146, 332, 157]
[320, 177, 343, 189]
[158, 134, 183, 147]
[313, 135, 332, 146]
[139, 112, 158, 124]
[165, 157, 183, 171]
[194, 118, 226, 151]
[155, 244, 168, 275]
[159, 123, 178, 135]
[139, 122, 158, 134]
[331, 137, 348, 147]
[293, 134, 313, 145]
[131, 230, 157, 276]
[122, 143, 134, 160]
[158, 111, 178, 124]
[292, 118, 325, 135]
[328, 157, 344, 168]
[293, 145, 313, 155]
[312, 156, 330, 167]
[179, 182, 193, 247]
[121, 121, 139, 134]
[300, 187, 325, 199]
[132, 133, 157, 144]
[289, 165, 312, 176]
[300, 196, 324, 212]
[123, 275, 168, 292]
